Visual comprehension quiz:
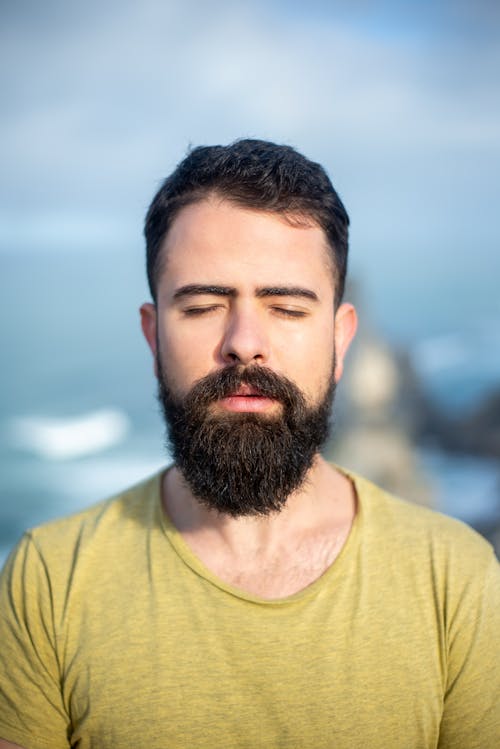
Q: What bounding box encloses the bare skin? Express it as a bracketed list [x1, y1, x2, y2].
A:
[162, 456, 357, 599]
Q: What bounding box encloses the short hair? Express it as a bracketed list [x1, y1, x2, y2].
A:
[144, 138, 349, 305]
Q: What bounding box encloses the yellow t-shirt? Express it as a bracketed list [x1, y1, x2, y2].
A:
[0, 468, 499, 748]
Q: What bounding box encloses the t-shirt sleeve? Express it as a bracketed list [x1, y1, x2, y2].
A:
[438, 550, 500, 748]
[0, 533, 70, 749]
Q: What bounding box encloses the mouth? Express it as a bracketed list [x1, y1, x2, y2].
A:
[230, 384, 266, 397]
[215, 384, 279, 413]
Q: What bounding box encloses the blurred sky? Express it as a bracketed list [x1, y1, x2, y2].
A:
[1, 0, 500, 341]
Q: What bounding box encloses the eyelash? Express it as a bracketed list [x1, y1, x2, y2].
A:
[183, 306, 221, 316]
[183, 305, 307, 319]
[272, 307, 307, 318]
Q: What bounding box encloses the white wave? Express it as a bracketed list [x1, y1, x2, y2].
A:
[48, 453, 167, 506]
[8, 409, 130, 460]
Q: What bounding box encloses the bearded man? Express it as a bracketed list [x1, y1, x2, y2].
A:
[0, 140, 499, 748]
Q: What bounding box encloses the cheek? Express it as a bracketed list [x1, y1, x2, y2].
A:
[280, 323, 335, 397]
[159, 326, 215, 394]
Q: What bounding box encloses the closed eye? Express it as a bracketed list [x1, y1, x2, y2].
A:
[182, 305, 223, 316]
[271, 307, 308, 318]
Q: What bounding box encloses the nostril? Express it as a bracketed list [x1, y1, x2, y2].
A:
[221, 350, 243, 365]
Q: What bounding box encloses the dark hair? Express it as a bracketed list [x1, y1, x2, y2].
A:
[144, 138, 349, 305]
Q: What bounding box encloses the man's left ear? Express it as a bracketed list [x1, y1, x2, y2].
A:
[333, 303, 358, 382]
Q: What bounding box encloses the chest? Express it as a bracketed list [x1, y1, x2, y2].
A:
[60, 563, 445, 748]
[184, 527, 352, 599]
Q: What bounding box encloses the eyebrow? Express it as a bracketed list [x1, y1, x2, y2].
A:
[173, 284, 236, 300]
[173, 284, 319, 302]
[256, 286, 319, 302]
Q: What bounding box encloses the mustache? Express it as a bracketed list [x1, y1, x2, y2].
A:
[185, 365, 306, 410]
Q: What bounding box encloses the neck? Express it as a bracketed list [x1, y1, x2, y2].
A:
[162, 456, 356, 558]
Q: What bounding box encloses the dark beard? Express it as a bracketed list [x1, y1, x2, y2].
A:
[157, 360, 335, 517]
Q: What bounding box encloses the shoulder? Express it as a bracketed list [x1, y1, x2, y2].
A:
[6, 470, 165, 575]
[343, 467, 497, 573]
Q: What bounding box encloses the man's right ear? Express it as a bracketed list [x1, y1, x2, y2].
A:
[140, 303, 159, 378]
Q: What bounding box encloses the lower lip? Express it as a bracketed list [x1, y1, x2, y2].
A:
[217, 395, 278, 413]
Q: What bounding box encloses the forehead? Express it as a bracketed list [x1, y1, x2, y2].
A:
[157, 198, 335, 297]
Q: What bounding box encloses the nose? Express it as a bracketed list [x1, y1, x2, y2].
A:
[220, 306, 270, 365]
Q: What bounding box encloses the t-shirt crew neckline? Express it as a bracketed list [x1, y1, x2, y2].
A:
[156, 464, 363, 606]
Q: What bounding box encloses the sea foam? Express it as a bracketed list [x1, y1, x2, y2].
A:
[8, 409, 130, 460]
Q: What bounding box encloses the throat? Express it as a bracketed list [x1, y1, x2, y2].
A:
[162, 462, 357, 599]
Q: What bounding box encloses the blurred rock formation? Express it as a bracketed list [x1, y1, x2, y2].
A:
[323, 282, 499, 554]
[325, 318, 435, 507]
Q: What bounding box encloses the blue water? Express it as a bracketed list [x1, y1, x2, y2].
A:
[1, 248, 499, 565]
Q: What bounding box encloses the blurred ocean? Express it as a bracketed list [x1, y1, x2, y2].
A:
[1, 247, 499, 566]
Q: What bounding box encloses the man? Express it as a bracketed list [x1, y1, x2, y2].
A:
[0, 139, 499, 748]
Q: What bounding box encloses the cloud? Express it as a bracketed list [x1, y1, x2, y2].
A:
[0, 0, 499, 271]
